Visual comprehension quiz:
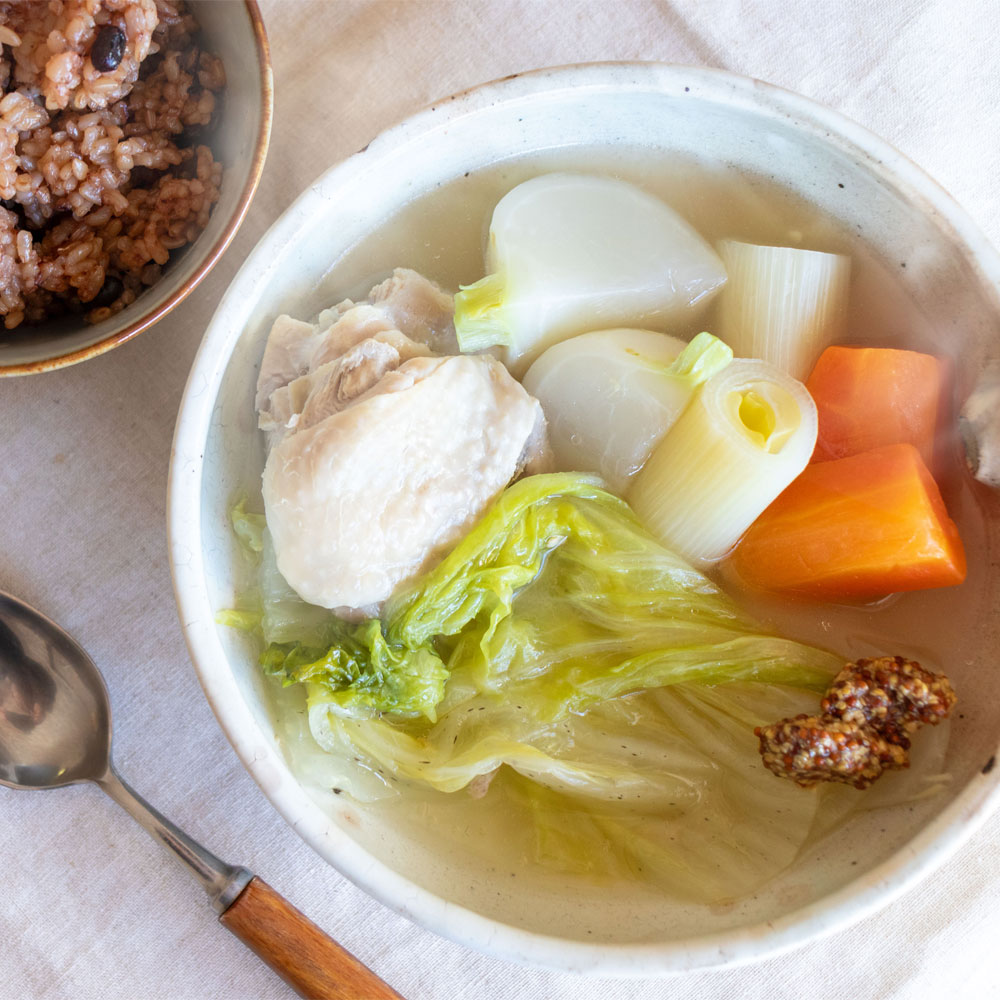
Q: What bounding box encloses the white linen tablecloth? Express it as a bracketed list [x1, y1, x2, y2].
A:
[3, 1, 1000, 997]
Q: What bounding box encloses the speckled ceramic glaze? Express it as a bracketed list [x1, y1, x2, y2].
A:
[0, 1, 272, 377]
[168, 64, 1000, 973]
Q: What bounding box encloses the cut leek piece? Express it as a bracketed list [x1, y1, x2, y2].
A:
[523, 329, 733, 492]
[716, 240, 850, 381]
[454, 173, 727, 375]
[628, 358, 818, 565]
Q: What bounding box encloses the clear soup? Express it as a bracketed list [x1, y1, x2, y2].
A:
[260, 148, 995, 942]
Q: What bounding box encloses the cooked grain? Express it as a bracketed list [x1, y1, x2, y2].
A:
[0, 0, 224, 328]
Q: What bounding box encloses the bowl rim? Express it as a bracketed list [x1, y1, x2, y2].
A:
[168, 61, 1000, 974]
[0, 0, 274, 378]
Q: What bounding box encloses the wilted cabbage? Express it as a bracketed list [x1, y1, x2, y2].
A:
[226, 474, 869, 900]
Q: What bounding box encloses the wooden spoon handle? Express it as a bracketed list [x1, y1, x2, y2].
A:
[219, 876, 404, 1000]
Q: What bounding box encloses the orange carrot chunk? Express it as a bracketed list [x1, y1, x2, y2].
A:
[729, 442, 966, 601]
[806, 345, 946, 466]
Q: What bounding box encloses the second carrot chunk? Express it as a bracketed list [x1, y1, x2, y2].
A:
[806, 345, 946, 467]
[729, 442, 966, 601]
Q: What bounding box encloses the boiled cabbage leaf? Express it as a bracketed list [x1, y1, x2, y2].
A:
[247, 473, 842, 802]
[227, 474, 924, 901]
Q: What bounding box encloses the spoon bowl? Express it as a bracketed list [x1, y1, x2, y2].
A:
[0, 593, 110, 789]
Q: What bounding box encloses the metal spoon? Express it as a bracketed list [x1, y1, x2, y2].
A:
[0, 590, 402, 1000]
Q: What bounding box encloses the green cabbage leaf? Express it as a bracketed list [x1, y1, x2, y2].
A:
[239, 474, 842, 803]
[227, 458, 951, 903]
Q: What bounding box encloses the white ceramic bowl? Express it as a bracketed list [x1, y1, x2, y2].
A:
[169, 64, 1000, 973]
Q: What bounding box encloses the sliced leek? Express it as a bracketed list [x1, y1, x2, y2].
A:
[628, 359, 817, 565]
[716, 240, 850, 381]
[454, 173, 727, 375]
[523, 329, 732, 493]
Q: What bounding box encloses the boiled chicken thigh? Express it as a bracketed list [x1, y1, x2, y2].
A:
[256, 269, 549, 611]
[262, 354, 545, 609]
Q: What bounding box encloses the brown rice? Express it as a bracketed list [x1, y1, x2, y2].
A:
[0, 0, 224, 329]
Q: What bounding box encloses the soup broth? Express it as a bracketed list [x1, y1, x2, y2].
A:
[254, 147, 995, 941]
